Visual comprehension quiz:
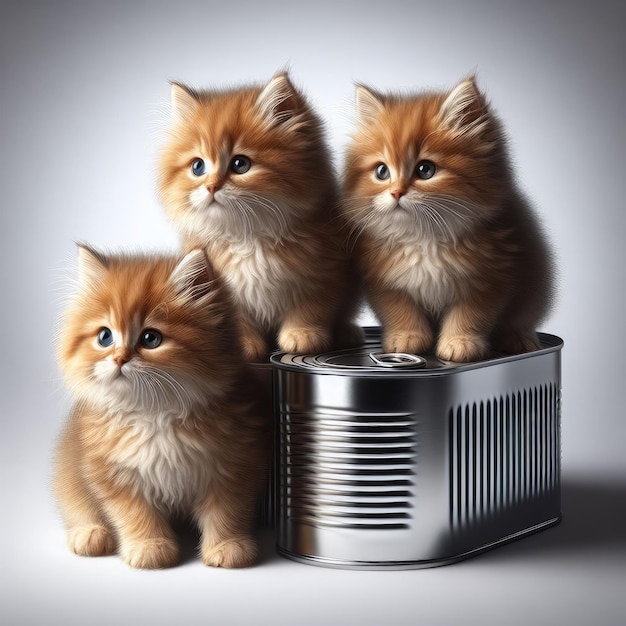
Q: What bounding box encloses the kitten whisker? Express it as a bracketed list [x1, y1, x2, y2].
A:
[230, 198, 256, 237]
[428, 194, 478, 220]
[345, 208, 385, 252]
[143, 367, 191, 413]
[219, 191, 291, 241]
[336, 196, 373, 213]
[125, 365, 192, 416]
[237, 192, 290, 234]
[420, 203, 456, 240]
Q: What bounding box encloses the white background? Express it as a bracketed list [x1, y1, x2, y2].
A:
[1, 1, 625, 624]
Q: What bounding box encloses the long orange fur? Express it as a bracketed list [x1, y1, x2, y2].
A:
[340, 77, 554, 362]
[158, 71, 361, 360]
[54, 245, 271, 569]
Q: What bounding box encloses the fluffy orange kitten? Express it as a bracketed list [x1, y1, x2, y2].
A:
[159, 71, 360, 361]
[54, 245, 270, 569]
[341, 77, 554, 362]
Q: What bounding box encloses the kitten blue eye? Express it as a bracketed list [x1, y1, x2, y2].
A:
[230, 155, 251, 174]
[140, 329, 162, 349]
[375, 164, 390, 181]
[416, 160, 436, 180]
[191, 158, 206, 176]
[97, 328, 114, 347]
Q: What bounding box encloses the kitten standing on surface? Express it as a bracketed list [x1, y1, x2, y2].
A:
[54, 245, 270, 569]
[340, 77, 554, 362]
[159, 71, 361, 361]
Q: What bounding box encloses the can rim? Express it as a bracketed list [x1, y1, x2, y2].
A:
[269, 330, 564, 377]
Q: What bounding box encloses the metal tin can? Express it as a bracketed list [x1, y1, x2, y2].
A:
[271, 328, 563, 569]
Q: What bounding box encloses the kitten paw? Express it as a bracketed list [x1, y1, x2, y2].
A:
[241, 334, 269, 362]
[201, 536, 259, 569]
[278, 326, 331, 355]
[68, 524, 115, 557]
[437, 335, 488, 362]
[384, 330, 434, 355]
[121, 538, 180, 569]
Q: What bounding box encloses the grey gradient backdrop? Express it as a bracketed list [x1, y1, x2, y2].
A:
[1, 1, 625, 624]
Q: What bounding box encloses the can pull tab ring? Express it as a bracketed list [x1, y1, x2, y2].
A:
[368, 352, 427, 369]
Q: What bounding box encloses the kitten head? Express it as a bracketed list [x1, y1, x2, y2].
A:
[341, 77, 510, 244]
[58, 244, 239, 416]
[158, 72, 334, 244]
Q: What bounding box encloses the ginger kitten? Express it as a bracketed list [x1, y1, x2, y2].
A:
[54, 245, 270, 569]
[159, 71, 360, 361]
[341, 77, 554, 362]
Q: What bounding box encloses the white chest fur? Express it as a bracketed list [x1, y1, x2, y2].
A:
[215, 241, 300, 327]
[110, 413, 213, 511]
[382, 240, 467, 313]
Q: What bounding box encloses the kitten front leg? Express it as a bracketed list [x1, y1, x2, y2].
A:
[98, 486, 179, 569]
[195, 486, 259, 568]
[437, 299, 497, 362]
[237, 313, 270, 361]
[368, 286, 434, 354]
[278, 298, 335, 355]
[54, 427, 116, 557]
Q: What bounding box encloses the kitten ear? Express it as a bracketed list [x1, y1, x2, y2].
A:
[355, 84, 385, 125]
[170, 82, 198, 120]
[76, 242, 108, 286]
[439, 77, 489, 135]
[255, 72, 300, 125]
[170, 249, 216, 300]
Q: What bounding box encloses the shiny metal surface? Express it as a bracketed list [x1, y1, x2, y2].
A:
[271, 329, 563, 569]
[368, 352, 427, 368]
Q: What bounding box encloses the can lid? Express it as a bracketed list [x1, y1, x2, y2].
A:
[269, 327, 564, 376]
[291, 346, 433, 372]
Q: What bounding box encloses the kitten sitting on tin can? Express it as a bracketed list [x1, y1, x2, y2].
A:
[340, 77, 554, 362]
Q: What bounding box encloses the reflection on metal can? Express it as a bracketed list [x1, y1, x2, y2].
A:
[270, 327, 563, 569]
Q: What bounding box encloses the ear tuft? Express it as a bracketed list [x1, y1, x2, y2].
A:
[170, 82, 198, 120]
[255, 72, 300, 124]
[170, 250, 216, 299]
[76, 242, 108, 286]
[439, 77, 488, 133]
[355, 84, 385, 125]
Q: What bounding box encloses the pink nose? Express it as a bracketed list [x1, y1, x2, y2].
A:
[392, 190, 404, 201]
[114, 354, 130, 368]
[208, 184, 220, 196]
